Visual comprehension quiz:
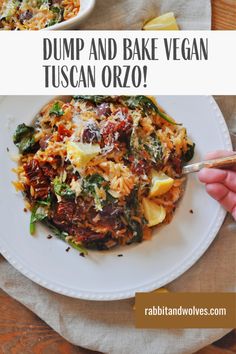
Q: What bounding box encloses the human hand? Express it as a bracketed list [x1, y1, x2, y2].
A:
[198, 150, 236, 220]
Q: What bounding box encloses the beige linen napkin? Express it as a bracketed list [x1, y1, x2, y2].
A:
[79, 0, 211, 30]
[0, 96, 235, 354]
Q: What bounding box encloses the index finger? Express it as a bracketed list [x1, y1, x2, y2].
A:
[199, 168, 236, 193]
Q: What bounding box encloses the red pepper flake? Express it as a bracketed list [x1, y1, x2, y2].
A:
[66, 247, 71, 252]
[47, 235, 53, 239]
[23, 208, 27, 213]
[189, 209, 194, 214]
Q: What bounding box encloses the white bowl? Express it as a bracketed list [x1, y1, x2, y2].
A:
[45, 0, 96, 30]
[0, 96, 232, 301]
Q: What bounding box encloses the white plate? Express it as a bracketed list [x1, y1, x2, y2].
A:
[0, 96, 232, 301]
[45, 0, 96, 30]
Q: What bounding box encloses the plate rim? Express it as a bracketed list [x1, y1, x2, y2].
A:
[0, 95, 232, 301]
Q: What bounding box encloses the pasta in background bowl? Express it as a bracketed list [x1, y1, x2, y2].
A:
[0, 0, 95, 30]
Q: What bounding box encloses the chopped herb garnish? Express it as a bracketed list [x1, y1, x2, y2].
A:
[144, 135, 163, 163]
[53, 177, 75, 199]
[83, 174, 109, 211]
[49, 102, 64, 116]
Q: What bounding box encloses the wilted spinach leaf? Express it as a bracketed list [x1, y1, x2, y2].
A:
[73, 96, 112, 105]
[122, 96, 180, 125]
[43, 219, 88, 254]
[47, 18, 59, 26]
[182, 143, 195, 163]
[13, 123, 37, 154]
[37, 0, 48, 6]
[124, 187, 143, 243]
[124, 207, 143, 243]
[30, 204, 47, 235]
[36, 196, 52, 206]
[73, 95, 178, 125]
[47, 5, 63, 26]
[43, 218, 68, 240]
[67, 240, 88, 254]
[83, 174, 106, 194]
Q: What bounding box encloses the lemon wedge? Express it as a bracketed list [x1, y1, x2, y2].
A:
[67, 141, 101, 169]
[149, 170, 174, 197]
[142, 198, 166, 227]
[143, 12, 179, 31]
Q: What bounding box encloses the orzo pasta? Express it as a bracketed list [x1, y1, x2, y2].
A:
[13, 96, 195, 253]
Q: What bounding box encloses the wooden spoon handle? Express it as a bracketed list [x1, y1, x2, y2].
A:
[182, 154, 236, 175]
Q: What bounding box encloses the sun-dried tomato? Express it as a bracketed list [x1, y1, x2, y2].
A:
[40, 162, 57, 179]
[52, 200, 75, 228]
[101, 112, 132, 145]
[57, 124, 72, 141]
[24, 159, 50, 199]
